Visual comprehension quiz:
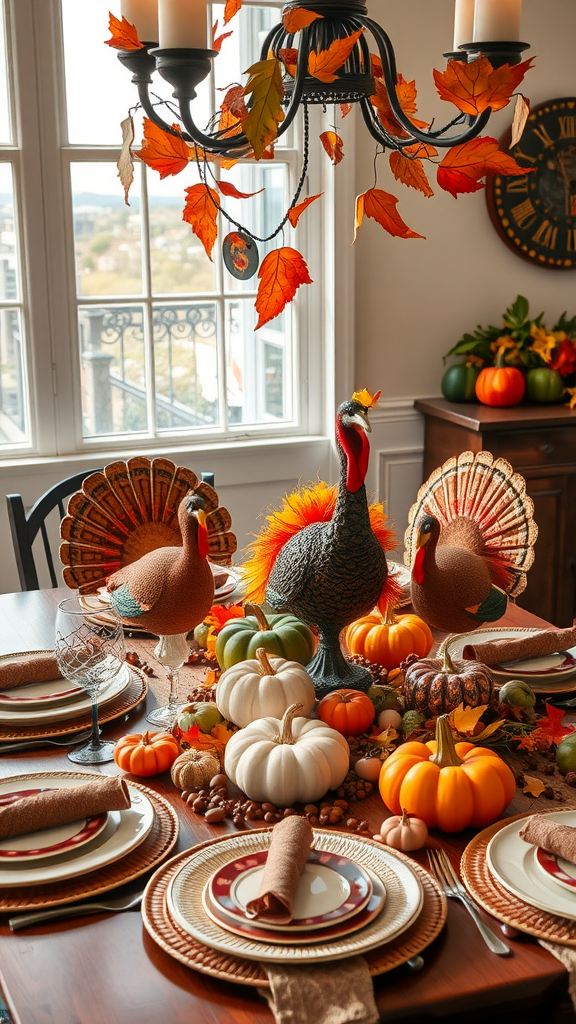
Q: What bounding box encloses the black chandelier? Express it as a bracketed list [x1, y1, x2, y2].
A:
[116, 0, 530, 160]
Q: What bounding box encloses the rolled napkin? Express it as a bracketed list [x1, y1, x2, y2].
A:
[260, 957, 379, 1024]
[462, 626, 576, 666]
[519, 815, 576, 864]
[0, 776, 131, 840]
[0, 653, 61, 691]
[245, 815, 313, 924]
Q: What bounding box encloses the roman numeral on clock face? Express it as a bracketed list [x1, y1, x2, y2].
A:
[533, 124, 555, 148]
[506, 176, 529, 193]
[567, 228, 576, 252]
[559, 115, 576, 138]
[532, 220, 558, 249]
[512, 198, 538, 229]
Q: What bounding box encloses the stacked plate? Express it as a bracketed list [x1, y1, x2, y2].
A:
[164, 829, 425, 964]
[441, 627, 576, 694]
[485, 809, 576, 920]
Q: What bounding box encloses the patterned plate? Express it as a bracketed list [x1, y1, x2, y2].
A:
[440, 628, 576, 691]
[535, 846, 576, 895]
[0, 661, 130, 725]
[0, 651, 82, 709]
[209, 848, 372, 931]
[203, 870, 386, 945]
[0, 789, 107, 861]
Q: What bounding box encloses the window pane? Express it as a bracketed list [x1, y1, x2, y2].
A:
[226, 299, 291, 424]
[0, 164, 18, 301]
[221, 162, 289, 293]
[0, 0, 10, 144]
[0, 308, 27, 445]
[79, 305, 148, 437]
[212, 4, 281, 93]
[61, 0, 137, 145]
[147, 168, 215, 295]
[71, 163, 142, 297]
[154, 303, 219, 431]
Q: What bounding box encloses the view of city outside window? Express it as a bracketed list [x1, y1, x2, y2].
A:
[63, 0, 294, 443]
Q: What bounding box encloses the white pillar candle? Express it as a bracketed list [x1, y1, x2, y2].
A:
[473, 0, 522, 42]
[453, 0, 475, 49]
[158, 0, 208, 48]
[120, 0, 159, 42]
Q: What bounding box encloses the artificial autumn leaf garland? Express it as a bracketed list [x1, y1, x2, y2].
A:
[107, 9, 535, 329]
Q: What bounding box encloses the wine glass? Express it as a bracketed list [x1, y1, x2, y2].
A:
[55, 596, 126, 764]
[145, 632, 190, 729]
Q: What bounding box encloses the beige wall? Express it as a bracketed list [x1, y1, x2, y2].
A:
[354, 0, 576, 400]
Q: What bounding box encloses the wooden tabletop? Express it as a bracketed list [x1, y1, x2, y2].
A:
[0, 589, 573, 1024]
[414, 397, 576, 432]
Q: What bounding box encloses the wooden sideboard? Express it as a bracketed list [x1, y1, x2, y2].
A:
[414, 398, 576, 627]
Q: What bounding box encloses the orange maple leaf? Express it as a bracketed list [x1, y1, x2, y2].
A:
[320, 130, 344, 164]
[282, 8, 322, 32]
[139, 119, 192, 178]
[224, 0, 242, 25]
[204, 604, 245, 630]
[354, 188, 425, 242]
[278, 48, 299, 77]
[308, 29, 364, 85]
[340, 103, 353, 118]
[288, 192, 323, 228]
[218, 179, 265, 199]
[255, 247, 313, 329]
[212, 21, 233, 52]
[183, 184, 220, 260]
[434, 56, 535, 117]
[437, 135, 535, 197]
[219, 85, 248, 120]
[389, 144, 436, 197]
[105, 13, 143, 51]
[370, 73, 428, 138]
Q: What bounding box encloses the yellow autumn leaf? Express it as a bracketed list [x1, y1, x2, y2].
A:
[450, 702, 489, 735]
[473, 718, 506, 743]
[523, 774, 546, 798]
[242, 58, 285, 160]
[211, 721, 236, 745]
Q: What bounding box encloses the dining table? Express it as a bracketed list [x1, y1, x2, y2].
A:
[0, 586, 574, 1024]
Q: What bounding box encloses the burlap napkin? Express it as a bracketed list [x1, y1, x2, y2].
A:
[0, 653, 61, 691]
[519, 815, 576, 863]
[245, 816, 313, 924]
[259, 957, 379, 1024]
[462, 626, 576, 666]
[0, 776, 131, 839]
[539, 941, 576, 1011]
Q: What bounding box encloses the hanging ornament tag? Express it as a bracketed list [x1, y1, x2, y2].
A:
[223, 231, 259, 281]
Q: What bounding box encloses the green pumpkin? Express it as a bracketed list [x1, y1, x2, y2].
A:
[441, 363, 481, 403]
[215, 604, 315, 669]
[498, 679, 536, 709]
[176, 702, 224, 735]
[402, 710, 425, 737]
[367, 684, 403, 714]
[526, 367, 564, 404]
[556, 733, 576, 775]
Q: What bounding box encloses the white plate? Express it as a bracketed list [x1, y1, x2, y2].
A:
[486, 809, 576, 920]
[165, 831, 423, 964]
[0, 651, 83, 709]
[441, 628, 576, 690]
[0, 773, 154, 886]
[0, 794, 108, 862]
[0, 661, 131, 725]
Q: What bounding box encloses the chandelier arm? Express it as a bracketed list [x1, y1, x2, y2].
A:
[260, 22, 286, 60]
[358, 95, 410, 150]
[359, 16, 491, 147]
[135, 82, 192, 140]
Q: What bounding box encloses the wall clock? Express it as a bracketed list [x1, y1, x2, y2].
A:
[486, 97, 576, 270]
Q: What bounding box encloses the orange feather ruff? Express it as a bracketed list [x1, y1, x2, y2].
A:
[242, 481, 401, 610]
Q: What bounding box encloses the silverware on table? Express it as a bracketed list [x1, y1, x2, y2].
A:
[427, 848, 511, 956]
[9, 890, 144, 930]
[0, 731, 93, 754]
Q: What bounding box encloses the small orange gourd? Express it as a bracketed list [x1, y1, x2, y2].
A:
[378, 714, 515, 833]
[346, 609, 433, 670]
[317, 689, 375, 736]
[114, 730, 180, 777]
[475, 347, 525, 408]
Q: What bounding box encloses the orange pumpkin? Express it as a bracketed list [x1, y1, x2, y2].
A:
[346, 610, 433, 670]
[114, 730, 180, 777]
[378, 715, 515, 832]
[317, 689, 375, 736]
[475, 347, 525, 408]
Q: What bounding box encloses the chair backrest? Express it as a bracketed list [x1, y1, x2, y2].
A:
[6, 469, 102, 592]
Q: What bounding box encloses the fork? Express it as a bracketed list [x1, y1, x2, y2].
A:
[427, 848, 511, 956]
[0, 731, 93, 754]
[8, 890, 144, 930]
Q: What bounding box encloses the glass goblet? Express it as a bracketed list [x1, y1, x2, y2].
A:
[55, 597, 126, 764]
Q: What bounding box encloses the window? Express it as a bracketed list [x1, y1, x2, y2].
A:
[0, 0, 335, 459]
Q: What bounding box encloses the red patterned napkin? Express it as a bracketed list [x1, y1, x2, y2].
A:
[0, 653, 61, 691]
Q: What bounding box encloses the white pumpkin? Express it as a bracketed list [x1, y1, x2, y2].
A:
[216, 648, 315, 728]
[224, 702, 350, 806]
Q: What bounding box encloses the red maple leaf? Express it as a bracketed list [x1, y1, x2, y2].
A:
[538, 704, 574, 745]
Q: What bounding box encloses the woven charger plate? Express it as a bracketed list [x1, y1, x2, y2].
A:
[461, 813, 576, 945]
[0, 666, 147, 741]
[142, 828, 446, 987]
[0, 772, 179, 911]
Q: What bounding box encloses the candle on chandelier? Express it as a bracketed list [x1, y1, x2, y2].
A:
[120, 0, 159, 42]
[158, 0, 208, 48]
[472, 0, 522, 42]
[453, 0, 475, 49]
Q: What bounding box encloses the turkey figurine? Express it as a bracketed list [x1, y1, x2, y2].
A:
[242, 389, 400, 696]
[405, 451, 538, 634]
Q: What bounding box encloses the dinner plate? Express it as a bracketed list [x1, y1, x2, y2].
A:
[441, 628, 576, 691]
[0, 651, 82, 709]
[0, 660, 130, 725]
[487, 809, 576, 919]
[535, 846, 576, 895]
[0, 790, 107, 861]
[166, 830, 423, 964]
[0, 773, 154, 886]
[209, 848, 372, 931]
[203, 869, 386, 945]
